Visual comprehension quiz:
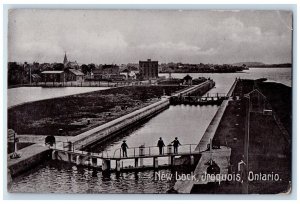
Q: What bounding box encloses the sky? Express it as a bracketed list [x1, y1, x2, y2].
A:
[8, 9, 293, 64]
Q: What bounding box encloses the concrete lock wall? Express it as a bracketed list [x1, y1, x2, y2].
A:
[71, 80, 215, 150]
[71, 99, 170, 150]
[8, 146, 51, 177]
[53, 150, 101, 167]
[174, 80, 214, 97]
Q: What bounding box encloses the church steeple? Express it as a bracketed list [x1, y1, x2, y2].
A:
[63, 52, 68, 65]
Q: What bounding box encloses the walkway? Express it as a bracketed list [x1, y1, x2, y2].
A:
[174, 146, 231, 193]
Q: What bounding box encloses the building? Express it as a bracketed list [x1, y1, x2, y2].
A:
[102, 64, 119, 75]
[66, 69, 85, 82]
[41, 70, 64, 82]
[63, 52, 80, 69]
[85, 71, 94, 80]
[183, 74, 193, 85]
[139, 59, 158, 79]
[244, 89, 267, 114]
[31, 74, 41, 83]
[92, 69, 102, 80]
[63, 52, 68, 66]
[91, 65, 120, 80]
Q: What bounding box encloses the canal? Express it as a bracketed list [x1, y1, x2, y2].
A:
[10, 68, 291, 193]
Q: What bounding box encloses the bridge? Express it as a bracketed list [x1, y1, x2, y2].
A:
[51, 143, 208, 172]
[170, 93, 228, 105]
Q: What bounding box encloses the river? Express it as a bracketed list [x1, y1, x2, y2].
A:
[10, 68, 291, 193]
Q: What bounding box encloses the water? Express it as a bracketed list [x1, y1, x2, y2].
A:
[160, 67, 291, 90]
[10, 160, 177, 193]
[91, 105, 219, 169]
[8, 87, 111, 108]
[10, 68, 291, 193]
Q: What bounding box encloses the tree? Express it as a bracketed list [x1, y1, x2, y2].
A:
[81, 64, 89, 74]
[88, 64, 96, 72]
[53, 63, 64, 71]
[8, 62, 28, 86]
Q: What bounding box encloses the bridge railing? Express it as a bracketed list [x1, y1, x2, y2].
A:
[111, 144, 203, 159]
[59, 142, 206, 159]
[61, 142, 110, 158]
[185, 93, 227, 98]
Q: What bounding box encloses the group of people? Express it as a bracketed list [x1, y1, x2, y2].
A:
[121, 137, 181, 157]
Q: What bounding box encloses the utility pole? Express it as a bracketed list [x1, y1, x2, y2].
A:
[243, 95, 250, 194]
[29, 66, 32, 86]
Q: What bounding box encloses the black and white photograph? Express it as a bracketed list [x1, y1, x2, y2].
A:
[6, 8, 293, 195]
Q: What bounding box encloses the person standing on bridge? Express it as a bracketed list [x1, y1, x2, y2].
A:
[121, 140, 129, 157]
[171, 137, 181, 154]
[157, 137, 165, 155]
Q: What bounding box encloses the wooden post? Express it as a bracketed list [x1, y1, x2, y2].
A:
[140, 158, 144, 167]
[76, 155, 81, 165]
[153, 157, 158, 169]
[68, 153, 71, 162]
[169, 156, 174, 166]
[52, 151, 57, 160]
[92, 157, 97, 167]
[14, 133, 18, 153]
[167, 145, 172, 155]
[190, 155, 194, 166]
[102, 159, 111, 171]
[116, 160, 121, 172]
[135, 158, 139, 168]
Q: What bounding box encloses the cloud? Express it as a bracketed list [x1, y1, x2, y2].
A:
[8, 10, 292, 64]
[137, 42, 216, 55]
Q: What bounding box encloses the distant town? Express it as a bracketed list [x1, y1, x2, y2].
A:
[7, 52, 291, 87]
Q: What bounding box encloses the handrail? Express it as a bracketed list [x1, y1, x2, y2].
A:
[56, 143, 206, 159]
[112, 143, 202, 158]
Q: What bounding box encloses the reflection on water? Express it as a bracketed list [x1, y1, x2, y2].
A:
[10, 160, 181, 193]
[10, 68, 292, 193]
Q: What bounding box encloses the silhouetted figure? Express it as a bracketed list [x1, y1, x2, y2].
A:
[45, 135, 56, 147]
[157, 137, 165, 155]
[121, 140, 129, 157]
[171, 137, 181, 154]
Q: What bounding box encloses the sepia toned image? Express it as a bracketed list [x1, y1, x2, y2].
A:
[7, 9, 292, 194]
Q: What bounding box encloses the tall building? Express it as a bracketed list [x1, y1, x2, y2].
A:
[63, 52, 68, 66]
[139, 59, 158, 79]
[63, 52, 79, 69]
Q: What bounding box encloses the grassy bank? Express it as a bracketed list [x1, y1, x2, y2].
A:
[8, 86, 185, 136]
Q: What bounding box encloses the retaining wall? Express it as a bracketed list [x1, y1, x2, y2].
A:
[7, 144, 51, 178]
